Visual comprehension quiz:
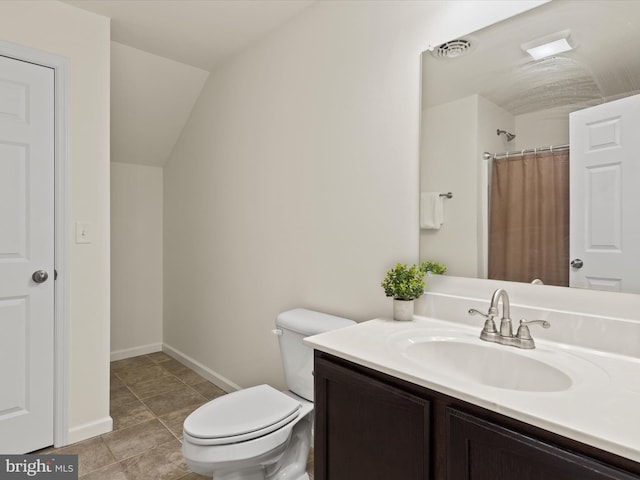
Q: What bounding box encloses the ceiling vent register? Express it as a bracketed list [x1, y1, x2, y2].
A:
[432, 39, 472, 59]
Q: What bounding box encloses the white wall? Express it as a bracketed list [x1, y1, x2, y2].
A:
[420, 95, 479, 277]
[0, 1, 111, 444]
[109, 43, 206, 361]
[164, 0, 547, 391]
[515, 105, 571, 149]
[420, 94, 513, 279]
[111, 163, 163, 359]
[477, 96, 515, 161]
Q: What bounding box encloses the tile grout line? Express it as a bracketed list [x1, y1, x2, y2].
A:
[115, 356, 209, 408]
[80, 353, 242, 479]
[115, 354, 197, 479]
[62, 353, 216, 479]
[105, 355, 182, 475]
[99, 355, 189, 480]
[79, 439, 186, 480]
[111, 354, 206, 446]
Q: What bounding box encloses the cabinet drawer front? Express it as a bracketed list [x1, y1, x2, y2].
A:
[447, 408, 639, 480]
[315, 356, 431, 480]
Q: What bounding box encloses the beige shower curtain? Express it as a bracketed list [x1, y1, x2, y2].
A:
[488, 150, 569, 287]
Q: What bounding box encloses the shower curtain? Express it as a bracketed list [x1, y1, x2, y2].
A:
[488, 150, 569, 286]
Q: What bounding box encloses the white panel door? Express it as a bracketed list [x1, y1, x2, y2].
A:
[569, 93, 640, 293]
[0, 55, 54, 453]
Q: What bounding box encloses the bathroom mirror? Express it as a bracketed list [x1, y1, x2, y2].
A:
[419, 0, 640, 294]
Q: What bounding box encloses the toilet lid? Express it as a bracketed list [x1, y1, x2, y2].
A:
[183, 384, 301, 443]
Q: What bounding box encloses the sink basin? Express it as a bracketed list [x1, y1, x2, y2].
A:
[404, 339, 572, 392]
[387, 328, 609, 393]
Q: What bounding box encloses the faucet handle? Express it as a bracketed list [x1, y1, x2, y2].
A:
[516, 319, 550, 340]
[468, 308, 489, 319]
[468, 308, 498, 338]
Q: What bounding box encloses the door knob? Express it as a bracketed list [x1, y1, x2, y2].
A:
[570, 259, 584, 269]
[32, 270, 49, 283]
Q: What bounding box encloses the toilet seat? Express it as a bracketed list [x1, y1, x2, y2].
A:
[183, 385, 301, 446]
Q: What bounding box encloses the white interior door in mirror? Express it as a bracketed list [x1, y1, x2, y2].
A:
[569, 93, 640, 293]
[0, 55, 55, 453]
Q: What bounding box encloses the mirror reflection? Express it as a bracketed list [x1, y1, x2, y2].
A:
[419, 0, 640, 294]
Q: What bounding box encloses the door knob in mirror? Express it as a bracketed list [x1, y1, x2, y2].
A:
[570, 259, 584, 269]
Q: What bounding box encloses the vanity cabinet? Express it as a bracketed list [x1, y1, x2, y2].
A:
[313, 353, 431, 479]
[314, 351, 640, 480]
[447, 409, 638, 480]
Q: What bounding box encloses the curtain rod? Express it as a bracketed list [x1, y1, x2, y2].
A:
[483, 143, 570, 160]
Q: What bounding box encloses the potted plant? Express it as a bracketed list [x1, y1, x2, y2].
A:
[381, 260, 447, 321]
[381, 263, 426, 321]
[420, 260, 447, 276]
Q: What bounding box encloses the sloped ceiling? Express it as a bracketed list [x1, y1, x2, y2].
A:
[62, 0, 316, 166]
[110, 42, 209, 166]
[63, 0, 316, 70]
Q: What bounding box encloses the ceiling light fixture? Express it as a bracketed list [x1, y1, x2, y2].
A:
[522, 30, 573, 60]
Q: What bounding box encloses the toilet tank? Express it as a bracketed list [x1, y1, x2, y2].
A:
[276, 309, 355, 401]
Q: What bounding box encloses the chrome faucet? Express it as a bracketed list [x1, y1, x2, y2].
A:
[468, 288, 550, 349]
[490, 288, 512, 337]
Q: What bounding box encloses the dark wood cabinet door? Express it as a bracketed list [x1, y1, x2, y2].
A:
[314, 355, 431, 480]
[447, 408, 639, 480]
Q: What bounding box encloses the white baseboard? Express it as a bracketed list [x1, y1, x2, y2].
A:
[162, 343, 241, 393]
[64, 416, 113, 446]
[110, 343, 163, 362]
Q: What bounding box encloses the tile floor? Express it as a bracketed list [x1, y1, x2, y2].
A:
[39, 352, 314, 479]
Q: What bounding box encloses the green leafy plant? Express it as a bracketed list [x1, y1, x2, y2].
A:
[420, 260, 447, 275]
[381, 263, 426, 301]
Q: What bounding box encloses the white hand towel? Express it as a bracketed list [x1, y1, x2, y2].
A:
[420, 192, 444, 229]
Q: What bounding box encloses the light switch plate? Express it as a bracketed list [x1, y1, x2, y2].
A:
[75, 222, 91, 244]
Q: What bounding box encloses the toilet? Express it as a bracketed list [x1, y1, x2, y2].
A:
[182, 308, 356, 480]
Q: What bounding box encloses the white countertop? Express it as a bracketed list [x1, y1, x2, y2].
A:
[305, 315, 640, 463]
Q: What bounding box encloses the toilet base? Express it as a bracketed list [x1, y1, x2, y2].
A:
[266, 416, 311, 480]
[212, 471, 309, 480]
[211, 468, 266, 480]
[184, 413, 312, 480]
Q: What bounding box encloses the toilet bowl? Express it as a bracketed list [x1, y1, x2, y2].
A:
[182, 309, 356, 480]
[183, 385, 313, 480]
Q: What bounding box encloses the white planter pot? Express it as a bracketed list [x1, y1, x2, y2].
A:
[393, 299, 414, 321]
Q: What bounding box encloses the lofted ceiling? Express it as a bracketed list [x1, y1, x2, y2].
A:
[422, 0, 640, 116]
[61, 0, 317, 166]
